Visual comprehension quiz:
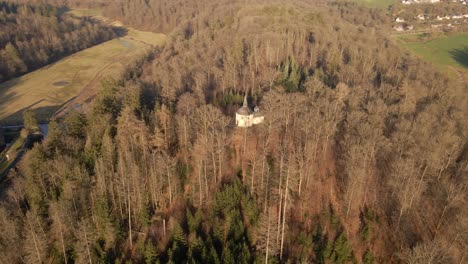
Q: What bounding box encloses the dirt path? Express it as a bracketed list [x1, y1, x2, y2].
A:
[50, 11, 164, 120]
[51, 55, 121, 119]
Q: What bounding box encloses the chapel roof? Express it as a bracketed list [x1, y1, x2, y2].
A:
[236, 95, 252, 115]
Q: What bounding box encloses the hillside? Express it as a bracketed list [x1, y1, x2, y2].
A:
[0, 0, 466, 263]
[0, 8, 166, 124]
[0, 1, 116, 83]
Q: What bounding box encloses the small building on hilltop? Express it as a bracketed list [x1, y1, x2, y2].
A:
[236, 95, 264, 127]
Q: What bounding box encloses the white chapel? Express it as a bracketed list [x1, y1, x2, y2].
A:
[236, 95, 264, 127]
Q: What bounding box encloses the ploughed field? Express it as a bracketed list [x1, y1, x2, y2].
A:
[395, 32, 468, 81]
[0, 9, 166, 124]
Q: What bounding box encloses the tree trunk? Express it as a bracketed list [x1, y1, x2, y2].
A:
[436, 203, 448, 231]
[128, 189, 133, 249]
[276, 188, 283, 245]
[212, 150, 217, 185]
[204, 161, 209, 199]
[251, 160, 256, 195]
[198, 160, 203, 207]
[183, 118, 188, 155]
[56, 210, 67, 264]
[218, 143, 223, 183]
[346, 182, 355, 220]
[27, 216, 43, 264]
[280, 165, 290, 260]
[83, 226, 92, 264]
[409, 165, 428, 209]
[265, 208, 271, 264]
[167, 164, 173, 205]
[396, 207, 404, 231]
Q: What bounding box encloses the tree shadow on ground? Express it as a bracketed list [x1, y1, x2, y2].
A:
[0, 104, 63, 126]
[449, 47, 468, 68]
[114, 27, 129, 37]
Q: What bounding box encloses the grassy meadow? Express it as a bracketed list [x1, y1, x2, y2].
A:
[395, 32, 468, 79]
[0, 10, 166, 124]
[352, 0, 396, 8]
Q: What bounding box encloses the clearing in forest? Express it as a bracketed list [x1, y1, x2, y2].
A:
[0, 10, 166, 124]
[395, 32, 468, 80]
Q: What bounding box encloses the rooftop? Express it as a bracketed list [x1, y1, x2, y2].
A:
[237, 95, 252, 115]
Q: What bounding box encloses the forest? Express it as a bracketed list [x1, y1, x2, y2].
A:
[0, 0, 466, 263]
[0, 1, 116, 82]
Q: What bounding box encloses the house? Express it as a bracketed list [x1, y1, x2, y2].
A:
[417, 14, 425, 20]
[396, 17, 406, 23]
[394, 25, 405, 31]
[401, 0, 440, 4]
[236, 95, 264, 127]
[452, 15, 463, 19]
[436, 16, 444, 21]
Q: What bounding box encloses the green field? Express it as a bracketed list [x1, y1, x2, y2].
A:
[395, 33, 468, 78]
[352, 0, 396, 8]
[0, 11, 166, 124]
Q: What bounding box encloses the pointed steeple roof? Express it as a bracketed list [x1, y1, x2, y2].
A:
[237, 93, 252, 115]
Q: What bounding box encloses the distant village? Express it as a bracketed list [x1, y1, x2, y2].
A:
[393, 0, 468, 32]
[401, 0, 466, 4]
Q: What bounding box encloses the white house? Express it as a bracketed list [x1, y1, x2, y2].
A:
[236, 95, 264, 127]
[396, 17, 406, 23]
[393, 25, 405, 31]
[417, 14, 425, 20]
[402, 0, 440, 4]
